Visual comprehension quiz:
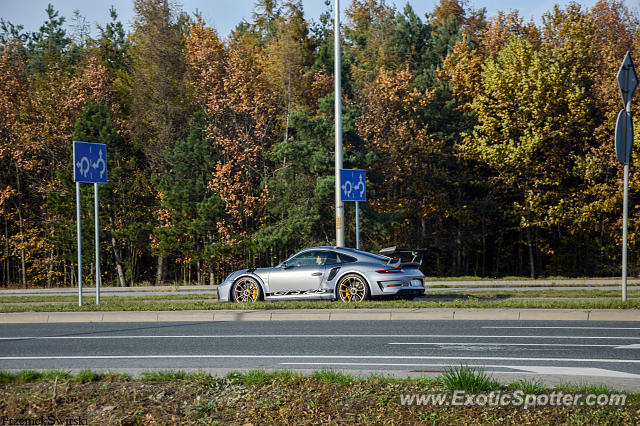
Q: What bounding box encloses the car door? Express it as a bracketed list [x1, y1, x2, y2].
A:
[268, 250, 327, 293]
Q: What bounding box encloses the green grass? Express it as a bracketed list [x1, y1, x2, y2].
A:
[423, 276, 533, 281]
[2, 369, 638, 425]
[1, 289, 637, 307]
[311, 369, 358, 386]
[556, 383, 616, 395]
[141, 370, 189, 381]
[420, 276, 627, 282]
[73, 369, 104, 383]
[140, 370, 216, 382]
[0, 293, 215, 304]
[1, 297, 640, 313]
[432, 289, 640, 299]
[507, 378, 548, 394]
[227, 369, 302, 386]
[440, 364, 502, 392]
[1, 368, 637, 395]
[0, 369, 71, 383]
[426, 283, 626, 288]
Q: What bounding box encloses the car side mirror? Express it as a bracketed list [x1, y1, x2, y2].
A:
[281, 262, 288, 269]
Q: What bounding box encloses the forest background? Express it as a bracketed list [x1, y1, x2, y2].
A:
[1, 0, 639, 287]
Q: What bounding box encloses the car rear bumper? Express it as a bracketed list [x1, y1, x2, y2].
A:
[392, 288, 425, 297]
[374, 276, 424, 297]
[375, 286, 425, 298]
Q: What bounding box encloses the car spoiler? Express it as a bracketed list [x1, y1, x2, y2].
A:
[379, 246, 427, 267]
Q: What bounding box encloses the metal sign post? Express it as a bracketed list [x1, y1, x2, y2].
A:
[334, 0, 344, 247]
[340, 169, 366, 249]
[73, 141, 107, 306]
[615, 51, 637, 302]
[94, 183, 101, 304]
[355, 201, 360, 249]
[76, 182, 82, 306]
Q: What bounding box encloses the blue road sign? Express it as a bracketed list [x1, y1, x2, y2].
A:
[615, 110, 634, 165]
[618, 51, 638, 108]
[73, 141, 107, 183]
[340, 169, 366, 201]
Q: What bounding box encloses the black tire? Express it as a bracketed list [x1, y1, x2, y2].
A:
[231, 277, 263, 303]
[337, 274, 370, 303]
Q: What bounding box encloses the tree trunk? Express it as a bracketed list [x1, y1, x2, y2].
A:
[527, 227, 535, 279]
[518, 232, 523, 276]
[47, 246, 54, 288]
[481, 215, 486, 277]
[17, 204, 26, 288]
[107, 210, 127, 287]
[456, 229, 462, 275]
[155, 256, 165, 286]
[16, 164, 26, 288]
[4, 213, 9, 285]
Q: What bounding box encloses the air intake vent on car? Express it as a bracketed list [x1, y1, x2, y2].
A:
[328, 267, 340, 281]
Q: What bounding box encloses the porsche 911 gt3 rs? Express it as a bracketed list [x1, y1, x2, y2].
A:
[217, 246, 425, 303]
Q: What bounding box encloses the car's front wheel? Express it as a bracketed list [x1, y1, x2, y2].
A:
[337, 274, 370, 303]
[231, 277, 263, 303]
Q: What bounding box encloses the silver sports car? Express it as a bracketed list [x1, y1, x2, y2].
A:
[217, 246, 425, 303]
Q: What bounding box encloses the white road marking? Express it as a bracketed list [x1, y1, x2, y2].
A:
[516, 366, 640, 378]
[615, 344, 640, 349]
[484, 326, 640, 330]
[1, 355, 640, 363]
[279, 363, 640, 378]
[388, 342, 621, 348]
[2, 334, 639, 340]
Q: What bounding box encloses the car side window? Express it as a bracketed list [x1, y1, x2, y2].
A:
[337, 253, 357, 263]
[290, 251, 323, 267]
[324, 251, 339, 265]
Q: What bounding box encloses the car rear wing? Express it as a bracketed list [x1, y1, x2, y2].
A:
[379, 246, 427, 268]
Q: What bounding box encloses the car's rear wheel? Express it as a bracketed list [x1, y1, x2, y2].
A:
[231, 277, 262, 303]
[337, 274, 370, 303]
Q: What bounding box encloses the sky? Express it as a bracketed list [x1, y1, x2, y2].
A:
[0, 0, 616, 39]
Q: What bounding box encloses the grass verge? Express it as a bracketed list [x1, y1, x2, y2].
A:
[0, 369, 637, 425]
[430, 289, 640, 299]
[1, 297, 640, 313]
[2, 289, 638, 305]
[440, 364, 502, 392]
[0, 293, 215, 304]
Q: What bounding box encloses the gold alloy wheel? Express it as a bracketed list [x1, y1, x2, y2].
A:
[338, 275, 367, 303]
[232, 278, 260, 302]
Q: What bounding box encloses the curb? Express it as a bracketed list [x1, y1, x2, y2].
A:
[0, 308, 639, 323]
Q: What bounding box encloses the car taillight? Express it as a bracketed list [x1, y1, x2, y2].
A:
[376, 268, 404, 273]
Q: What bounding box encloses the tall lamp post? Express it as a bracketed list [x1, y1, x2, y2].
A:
[334, 0, 344, 247]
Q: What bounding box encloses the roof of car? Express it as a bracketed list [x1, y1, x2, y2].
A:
[311, 246, 360, 253]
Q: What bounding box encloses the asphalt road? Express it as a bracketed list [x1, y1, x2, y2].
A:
[1, 320, 640, 389]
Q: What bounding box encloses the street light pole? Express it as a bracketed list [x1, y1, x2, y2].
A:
[334, 0, 344, 247]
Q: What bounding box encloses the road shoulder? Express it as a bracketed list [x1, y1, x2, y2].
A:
[1, 308, 639, 323]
